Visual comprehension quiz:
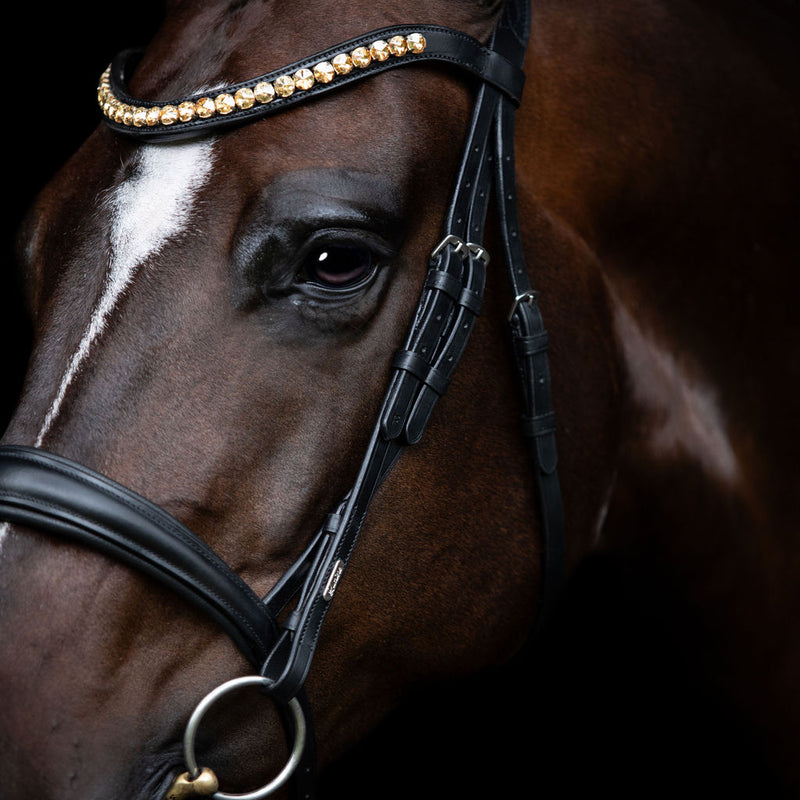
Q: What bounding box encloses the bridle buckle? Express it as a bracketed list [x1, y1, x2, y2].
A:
[508, 290, 539, 322]
[431, 234, 490, 265]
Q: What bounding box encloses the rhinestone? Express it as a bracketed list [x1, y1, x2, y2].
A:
[160, 105, 179, 125]
[370, 40, 390, 61]
[145, 106, 162, 126]
[332, 53, 353, 74]
[177, 101, 196, 122]
[254, 81, 275, 103]
[274, 75, 295, 97]
[114, 104, 126, 123]
[294, 68, 315, 91]
[351, 46, 371, 68]
[123, 107, 134, 126]
[388, 35, 408, 56]
[313, 61, 336, 84]
[406, 33, 426, 53]
[133, 107, 148, 127]
[215, 93, 236, 114]
[234, 87, 256, 110]
[196, 97, 216, 118]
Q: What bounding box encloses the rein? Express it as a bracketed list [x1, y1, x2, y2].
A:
[0, 1, 564, 797]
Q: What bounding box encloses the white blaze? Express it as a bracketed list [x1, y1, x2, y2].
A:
[34, 140, 216, 447]
[0, 140, 216, 553]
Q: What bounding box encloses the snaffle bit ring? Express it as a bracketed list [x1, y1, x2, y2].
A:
[182, 675, 307, 800]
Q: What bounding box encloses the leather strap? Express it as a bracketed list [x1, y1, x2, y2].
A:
[0, 445, 277, 667]
[256, 70, 506, 706]
[492, 43, 567, 627]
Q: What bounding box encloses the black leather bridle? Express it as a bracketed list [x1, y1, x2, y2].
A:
[0, 1, 564, 797]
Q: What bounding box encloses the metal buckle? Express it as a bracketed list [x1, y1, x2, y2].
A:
[431, 234, 490, 265]
[465, 242, 490, 265]
[430, 233, 468, 259]
[508, 290, 539, 322]
[177, 675, 307, 800]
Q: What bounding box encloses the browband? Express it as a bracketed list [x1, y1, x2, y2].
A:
[100, 25, 525, 141]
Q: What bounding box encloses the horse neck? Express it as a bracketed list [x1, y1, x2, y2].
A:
[518, 0, 799, 531]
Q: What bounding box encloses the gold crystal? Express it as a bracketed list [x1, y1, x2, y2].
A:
[114, 104, 126, 123]
[123, 107, 134, 126]
[196, 97, 216, 118]
[234, 87, 255, 110]
[274, 75, 295, 97]
[370, 40, 390, 61]
[215, 93, 236, 114]
[177, 101, 196, 122]
[133, 107, 148, 127]
[160, 105, 179, 125]
[145, 106, 162, 126]
[388, 35, 408, 56]
[406, 33, 426, 53]
[294, 68, 315, 91]
[313, 61, 336, 84]
[332, 53, 353, 74]
[351, 46, 371, 68]
[254, 81, 275, 103]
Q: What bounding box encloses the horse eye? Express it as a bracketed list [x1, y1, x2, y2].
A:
[301, 245, 374, 289]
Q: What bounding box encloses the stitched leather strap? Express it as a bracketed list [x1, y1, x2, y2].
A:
[493, 87, 567, 629]
[0, 445, 276, 666]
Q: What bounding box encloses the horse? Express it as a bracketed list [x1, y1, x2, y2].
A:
[1, 0, 798, 797]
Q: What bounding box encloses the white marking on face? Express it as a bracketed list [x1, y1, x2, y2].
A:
[611, 295, 740, 486]
[33, 140, 216, 448]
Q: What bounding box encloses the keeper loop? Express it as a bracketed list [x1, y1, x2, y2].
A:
[521, 411, 556, 438]
[514, 331, 549, 357]
[392, 350, 450, 396]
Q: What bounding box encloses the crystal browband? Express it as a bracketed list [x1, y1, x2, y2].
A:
[100, 32, 426, 130]
[99, 24, 526, 140]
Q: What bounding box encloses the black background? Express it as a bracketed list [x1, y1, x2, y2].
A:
[0, 4, 788, 798]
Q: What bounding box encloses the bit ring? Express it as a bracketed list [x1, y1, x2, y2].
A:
[183, 675, 307, 800]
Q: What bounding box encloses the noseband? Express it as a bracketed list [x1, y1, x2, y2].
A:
[0, 1, 564, 797]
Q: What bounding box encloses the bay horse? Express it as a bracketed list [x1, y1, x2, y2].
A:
[1, 1, 799, 798]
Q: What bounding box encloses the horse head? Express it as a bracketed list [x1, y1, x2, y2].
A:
[0, 1, 623, 797]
